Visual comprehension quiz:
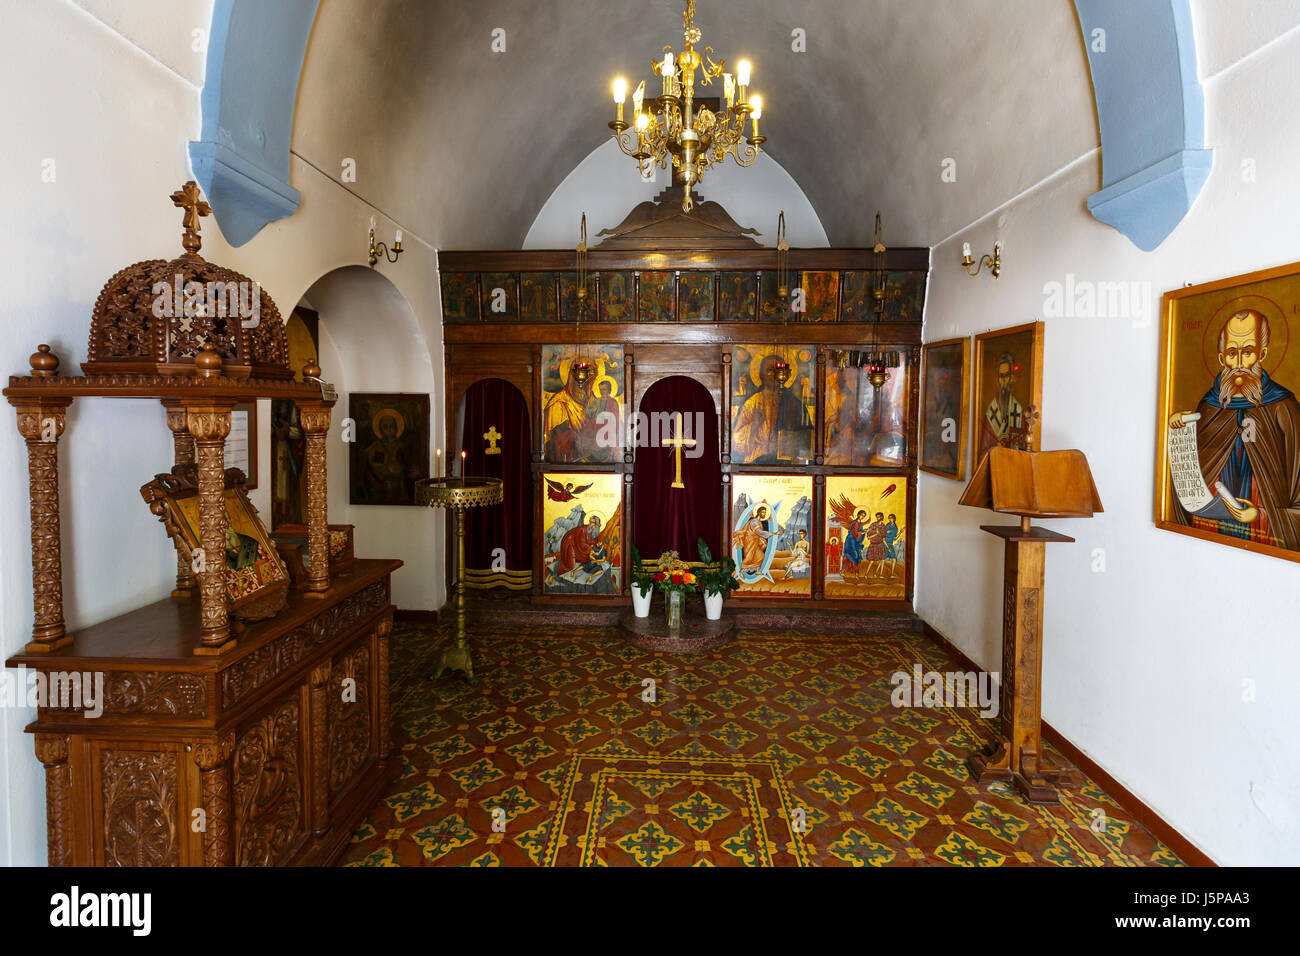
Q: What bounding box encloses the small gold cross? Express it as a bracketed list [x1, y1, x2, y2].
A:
[483, 425, 502, 455]
[662, 412, 696, 489]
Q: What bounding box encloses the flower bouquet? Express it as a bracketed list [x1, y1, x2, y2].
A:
[652, 550, 697, 629]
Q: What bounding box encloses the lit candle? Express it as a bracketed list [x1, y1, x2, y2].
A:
[613, 77, 626, 125]
[436, 447, 441, 480]
[750, 95, 762, 139]
[461, 449, 467, 485]
[737, 59, 751, 99]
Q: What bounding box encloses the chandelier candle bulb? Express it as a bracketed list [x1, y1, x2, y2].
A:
[738, 58, 751, 89]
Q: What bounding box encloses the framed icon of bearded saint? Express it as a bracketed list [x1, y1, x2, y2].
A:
[1156, 263, 1300, 563]
[971, 321, 1044, 465]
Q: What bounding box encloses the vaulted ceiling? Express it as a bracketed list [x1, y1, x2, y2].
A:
[291, 0, 1100, 249]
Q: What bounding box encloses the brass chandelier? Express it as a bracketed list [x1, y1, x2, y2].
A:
[608, 0, 764, 212]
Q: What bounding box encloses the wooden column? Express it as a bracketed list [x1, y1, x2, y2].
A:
[298, 400, 332, 597]
[376, 611, 393, 760]
[185, 401, 236, 653]
[34, 734, 74, 866]
[967, 523, 1074, 804]
[191, 732, 235, 866]
[163, 400, 198, 597]
[13, 396, 73, 652]
[309, 659, 332, 837]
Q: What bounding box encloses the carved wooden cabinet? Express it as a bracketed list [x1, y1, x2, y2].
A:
[11, 560, 401, 866]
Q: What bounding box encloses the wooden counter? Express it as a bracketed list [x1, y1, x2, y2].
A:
[7, 558, 402, 867]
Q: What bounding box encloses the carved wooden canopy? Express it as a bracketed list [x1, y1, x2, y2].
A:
[593, 182, 764, 251]
[84, 182, 291, 381]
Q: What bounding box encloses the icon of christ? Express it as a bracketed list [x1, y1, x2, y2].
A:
[732, 353, 813, 463]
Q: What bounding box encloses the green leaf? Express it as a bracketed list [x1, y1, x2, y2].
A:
[630, 542, 643, 570]
[696, 536, 713, 565]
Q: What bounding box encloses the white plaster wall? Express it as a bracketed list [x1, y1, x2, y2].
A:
[917, 23, 1300, 866]
[0, 0, 445, 865]
[524, 138, 828, 248]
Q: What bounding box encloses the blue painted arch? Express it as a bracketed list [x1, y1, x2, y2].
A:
[1074, 0, 1213, 251]
[188, 0, 320, 246]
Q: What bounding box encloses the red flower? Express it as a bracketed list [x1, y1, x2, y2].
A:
[671, 573, 684, 585]
[654, 572, 666, 582]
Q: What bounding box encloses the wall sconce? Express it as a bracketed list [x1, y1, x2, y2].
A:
[961, 239, 1001, 278]
[368, 225, 403, 267]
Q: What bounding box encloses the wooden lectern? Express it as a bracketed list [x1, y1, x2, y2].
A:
[959, 447, 1102, 803]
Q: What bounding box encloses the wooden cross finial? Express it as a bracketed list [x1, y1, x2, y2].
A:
[170, 180, 211, 256]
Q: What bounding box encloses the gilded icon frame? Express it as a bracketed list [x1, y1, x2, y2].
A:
[1155, 261, 1300, 564]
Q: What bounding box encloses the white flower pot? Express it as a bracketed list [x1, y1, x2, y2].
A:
[632, 584, 653, 618]
[704, 591, 724, 621]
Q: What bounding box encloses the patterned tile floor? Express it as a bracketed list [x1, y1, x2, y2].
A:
[341, 619, 1181, 867]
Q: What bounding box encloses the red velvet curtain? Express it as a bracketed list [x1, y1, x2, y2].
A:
[632, 375, 721, 562]
[460, 379, 532, 571]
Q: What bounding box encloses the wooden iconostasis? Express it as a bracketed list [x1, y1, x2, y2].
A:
[441, 218, 928, 608]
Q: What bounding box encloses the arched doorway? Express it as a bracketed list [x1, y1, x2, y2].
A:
[632, 375, 721, 562]
[459, 378, 533, 589]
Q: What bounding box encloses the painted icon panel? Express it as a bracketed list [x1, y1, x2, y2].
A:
[520, 273, 558, 322]
[541, 344, 624, 463]
[1156, 263, 1300, 563]
[825, 475, 907, 600]
[758, 272, 790, 322]
[542, 471, 623, 595]
[639, 271, 675, 321]
[440, 273, 479, 323]
[480, 273, 518, 321]
[797, 270, 839, 323]
[717, 271, 757, 322]
[729, 344, 816, 464]
[559, 272, 595, 323]
[730, 473, 813, 598]
[840, 271, 872, 323]
[348, 392, 431, 505]
[824, 352, 910, 467]
[678, 272, 715, 322]
[599, 271, 635, 322]
[920, 337, 971, 480]
[972, 322, 1043, 462]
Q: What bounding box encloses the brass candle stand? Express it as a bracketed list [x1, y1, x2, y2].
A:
[415, 476, 503, 680]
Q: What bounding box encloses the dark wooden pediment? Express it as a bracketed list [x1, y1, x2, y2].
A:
[593, 182, 764, 251]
